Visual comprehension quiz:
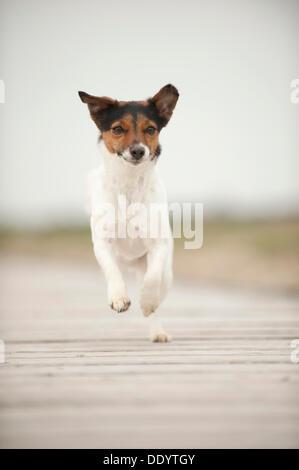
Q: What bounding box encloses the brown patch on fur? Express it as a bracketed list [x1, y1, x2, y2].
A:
[137, 117, 159, 156]
[137, 100, 149, 106]
[102, 114, 160, 156]
[118, 100, 149, 107]
[102, 115, 136, 154]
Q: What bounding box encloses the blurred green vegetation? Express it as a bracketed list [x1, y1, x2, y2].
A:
[202, 219, 299, 255]
[0, 218, 298, 291]
[0, 224, 94, 262]
[174, 218, 299, 255]
[1, 218, 298, 255]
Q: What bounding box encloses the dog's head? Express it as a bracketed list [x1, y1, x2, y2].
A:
[78, 84, 179, 165]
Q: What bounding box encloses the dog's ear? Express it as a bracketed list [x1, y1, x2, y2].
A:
[150, 84, 179, 127]
[78, 91, 116, 116]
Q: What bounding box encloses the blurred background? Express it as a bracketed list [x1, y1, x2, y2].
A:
[1, 0, 299, 451]
[0, 0, 298, 291]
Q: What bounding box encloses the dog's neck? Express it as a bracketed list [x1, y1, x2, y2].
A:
[99, 140, 156, 196]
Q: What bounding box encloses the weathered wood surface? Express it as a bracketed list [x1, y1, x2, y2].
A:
[0, 255, 299, 448]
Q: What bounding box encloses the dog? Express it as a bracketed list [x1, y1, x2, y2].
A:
[78, 84, 179, 342]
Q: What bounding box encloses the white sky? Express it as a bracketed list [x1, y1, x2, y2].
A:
[0, 0, 298, 227]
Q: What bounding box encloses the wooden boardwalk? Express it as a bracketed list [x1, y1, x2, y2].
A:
[0, 255, 299, 448]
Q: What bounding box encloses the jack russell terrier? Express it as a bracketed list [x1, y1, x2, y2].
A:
[79, 84, 179, 342]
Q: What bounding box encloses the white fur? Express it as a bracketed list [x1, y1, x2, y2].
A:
[88, 141, 173, 342]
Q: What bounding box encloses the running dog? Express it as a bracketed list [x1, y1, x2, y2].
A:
[79, 84, 179, 341]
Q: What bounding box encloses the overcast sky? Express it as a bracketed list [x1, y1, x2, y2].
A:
[0, 0, 298, 227]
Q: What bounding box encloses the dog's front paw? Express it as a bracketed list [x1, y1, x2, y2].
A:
[151, 332, 171, 343]
[108, 282, 131, 313]
[109, 295, 131, 313]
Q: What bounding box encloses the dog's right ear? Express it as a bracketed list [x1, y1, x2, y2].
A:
[150, 84, 179, 127]
[78, 91, 116, 115]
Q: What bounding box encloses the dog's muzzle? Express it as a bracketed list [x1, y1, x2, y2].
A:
[130, 144, 145, 161]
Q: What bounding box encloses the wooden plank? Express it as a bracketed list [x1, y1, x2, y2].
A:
[0, 255, 299, 449]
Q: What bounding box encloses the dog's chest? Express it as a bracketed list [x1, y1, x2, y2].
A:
[89, 159, 167, 261]
[109, 178, 154, 260]
[92, 170, 156, 260]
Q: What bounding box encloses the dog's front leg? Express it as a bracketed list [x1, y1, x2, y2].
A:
[140, 241, 171, 342]
[93, 239, 130, 313]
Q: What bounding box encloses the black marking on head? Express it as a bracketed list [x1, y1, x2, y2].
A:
[150, 144, 161, 162]
[96, 102, 165, 132]
[155, 144, 161, 158]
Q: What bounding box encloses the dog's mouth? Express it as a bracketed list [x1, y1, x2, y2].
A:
[116, 149, 158, 165]
[116, 151, 149, 166]
[126, 158, 144, 166]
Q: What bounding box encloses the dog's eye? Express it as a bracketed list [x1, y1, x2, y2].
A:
[112, 126, 124, 135]
[145, 126, 156, 136]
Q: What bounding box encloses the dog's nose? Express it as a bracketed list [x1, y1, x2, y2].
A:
[130, 144, 145, 160]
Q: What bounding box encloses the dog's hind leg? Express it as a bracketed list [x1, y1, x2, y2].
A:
[148, 312, 170, 343]
[140, 240, 173, 342]
[160, 246, 173, 302]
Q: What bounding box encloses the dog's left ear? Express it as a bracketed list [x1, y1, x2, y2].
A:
[78, 91, 116, 126]
[78, 91, 117, 131]
[150, 84, 179, 127]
